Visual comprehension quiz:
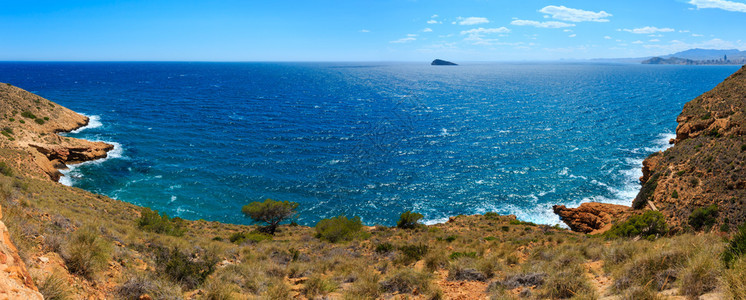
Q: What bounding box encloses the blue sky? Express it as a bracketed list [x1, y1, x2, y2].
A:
[1, 0, 745, 61]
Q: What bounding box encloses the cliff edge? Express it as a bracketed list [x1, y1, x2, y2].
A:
[0, 83, 113, 182]
[631, 65, 746, 231]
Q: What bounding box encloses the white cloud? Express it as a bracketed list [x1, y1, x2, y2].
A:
[563, 29, 573, 32]
[539, 5, 612, 22]
[643, 38, 746, 52]
[360, 29, 370, 33]
[427, 20, 438, 24]
[390, 37, 416, 43]
[569, 34, 577, 37]
[423, 28, 433, 32]
[649, 39, 660, 42]
[511, 19, 575, 28]
[689, 0, 746, 12]
[692, 33, 704, 37]
[458, 17, 490, 25]
[407, 34, 417, 37]
[431, 14, 439, 18]
[622, 26, 675, 34]
[604, 36, 612, 39]
[632, 40, 644, 44]
[460, 27, 510, 35]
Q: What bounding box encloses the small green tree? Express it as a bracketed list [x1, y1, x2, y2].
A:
[315, 215, 365, 243]
[688, 204, 719, 231]
[241, 198, 298, 235]
[397, 211, 424, 229]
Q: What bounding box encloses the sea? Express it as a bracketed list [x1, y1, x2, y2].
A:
[0, 62, 740, 226]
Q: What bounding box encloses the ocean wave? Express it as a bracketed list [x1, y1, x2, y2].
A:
[69, 114, 103, 133]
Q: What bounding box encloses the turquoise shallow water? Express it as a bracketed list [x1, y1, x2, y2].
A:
[0, 62, 739, 226]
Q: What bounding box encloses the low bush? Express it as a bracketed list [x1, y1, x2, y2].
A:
[448, 259, 487, 282]
[613, 249, 686, 292]
[21, 111, 36, 119]
[116, 273, 182, 300]
[396, 211, 424, 229]
[678, 251, 721, 298]
[303, 274, 338, 298]
[375, 242, 394, 254]
[449, 251, 477, 260]
[241, 198, 298, 235]
[315, 215, 366, 243]
[603, 211, 667, 240]
[37, 272, 73, 300]
[723, 257, 746, 299]
[34, 118, 45, 125]
[0, 162, 12, 177]
[723, 222, 746, 268]
[155, 247, 217, 289]
[63, 226, 112, 278]
[380, 269, 432, 294]
[343, 271, 381, 299]
[137, 208, 186, 236]
[398, 244, 428, 264]
[688, 204, 718, 231]
[229, 231, 272, 244]
[543, 265, 595, 299]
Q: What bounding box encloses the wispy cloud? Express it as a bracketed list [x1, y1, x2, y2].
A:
[622, 26, 675, 34]
[568, 34, 577, 37]
[539, 5, 612, 22]
[689, 0, 746, 12]
[511, 19, 575, 28]
[604, 36, 612, 39]
[360, 29, 370, 33]
[423, 28, 433, 32]
[390, 36, 416, 43]
[427, 20, 438, 24]
[458, 17, 490, 25]
[460, 27, 510, 35]
[642, 38, 746, 52]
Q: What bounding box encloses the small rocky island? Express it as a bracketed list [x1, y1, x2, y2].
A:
[431, 59, 457, 66]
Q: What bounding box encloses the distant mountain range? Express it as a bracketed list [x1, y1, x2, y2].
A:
[594, 48, 746, 65]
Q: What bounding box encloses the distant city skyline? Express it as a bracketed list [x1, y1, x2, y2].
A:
[1, 0, 746, 61]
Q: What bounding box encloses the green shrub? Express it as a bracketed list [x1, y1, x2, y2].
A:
[116, 273, 183, 300]
[21, 111, 36, 119]
[137, 208, 186, 236]
[156, 247, 217, 289]
[396, 211, 424, 229]
[398, 244, 428, 264]
[38, 272, 73, 300]
[449, 252, 477, 260]
[34, 118, 45, 125]
[379, 269, 432, 294]
[315, 215, 366, 243]
[241, 198, 298, 235]
[63, 226, 112, 278]
[671, 190, 678, 199]
[723, 223, 746, 268]
[688, 204, 718, 231]
[303, 274, 338, 298]
[375, 242, 394, 254]
[0, 162, 12, 177]
[229, 231, 271, 244]
[603, 211, 668, 240]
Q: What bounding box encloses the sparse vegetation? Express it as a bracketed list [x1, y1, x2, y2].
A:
[0, 161, 12, 177]
[62, 226, 113, 278]
[21, 111, 36, 119]
[723, 222, 746, 268]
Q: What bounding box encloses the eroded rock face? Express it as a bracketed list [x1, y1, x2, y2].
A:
[553, 202, 633, 234]
[633, 65, 746, 231]
[0, 83, 114, 181]
[0, 205, 44, 300]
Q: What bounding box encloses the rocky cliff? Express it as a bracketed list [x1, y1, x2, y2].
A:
[0, 205, 43, 299]
[631, 65, 746, 231]
[0, 83, 113, 182]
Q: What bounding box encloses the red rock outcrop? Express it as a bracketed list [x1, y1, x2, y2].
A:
[0, 205, 44, 300]
[553, 202, 634, 234]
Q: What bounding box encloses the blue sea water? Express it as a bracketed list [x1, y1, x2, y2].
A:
[0, 62, 740, 226]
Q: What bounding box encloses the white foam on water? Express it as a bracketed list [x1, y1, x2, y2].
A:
[69, 115, 103, 133]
